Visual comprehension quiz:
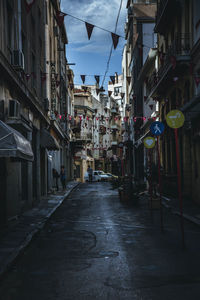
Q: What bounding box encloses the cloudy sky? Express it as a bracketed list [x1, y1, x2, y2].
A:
[61, 0, 127, 89]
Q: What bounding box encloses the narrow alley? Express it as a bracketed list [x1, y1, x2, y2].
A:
[1, 182, 200, 300]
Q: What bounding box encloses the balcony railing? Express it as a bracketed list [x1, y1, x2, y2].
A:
[133, 0, 156, 3]
[148, 34, 191, 94]
[74, 132, 92, 141]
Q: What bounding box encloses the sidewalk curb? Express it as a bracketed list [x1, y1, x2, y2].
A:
[0, 182, 81, 279]
[146, 192, 200, 227]
[162, 196, 200, 227]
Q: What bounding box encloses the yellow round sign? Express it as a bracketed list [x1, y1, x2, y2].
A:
[144, 137, 155, 149]
[166, 110, 185, 129]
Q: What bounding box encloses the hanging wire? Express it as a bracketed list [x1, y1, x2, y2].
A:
[65, 12, 124, 38]
[101, 0, 123, 88]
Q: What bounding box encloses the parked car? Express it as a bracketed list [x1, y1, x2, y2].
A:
[93, 171, 101, 181]
[104, 173, 118, 181]
[84, 171, 100, 182]
[96, 171, 110, 181]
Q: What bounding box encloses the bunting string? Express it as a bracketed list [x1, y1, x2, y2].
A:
[63, 12, 124, 39]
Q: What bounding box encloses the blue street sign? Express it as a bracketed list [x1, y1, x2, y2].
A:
[150, 121, 165, 136]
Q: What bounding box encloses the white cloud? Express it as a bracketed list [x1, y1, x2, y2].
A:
[61, 0, 126, 53]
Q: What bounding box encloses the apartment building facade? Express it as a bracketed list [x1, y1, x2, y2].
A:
[0, 0, 72, 225]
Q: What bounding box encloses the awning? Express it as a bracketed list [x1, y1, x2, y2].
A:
[40, 128, 60, 151]
[0, 120, 34, 161]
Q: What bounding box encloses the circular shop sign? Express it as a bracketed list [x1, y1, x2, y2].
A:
[144, 137, 156, 149]
[166, 110, 185, 129]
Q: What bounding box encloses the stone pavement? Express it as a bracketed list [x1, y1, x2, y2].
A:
[0, 181, 80, 278]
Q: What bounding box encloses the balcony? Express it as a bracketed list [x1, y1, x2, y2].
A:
[148, 34, 191, 96]
[111, 124, 120, 130]
[73, 132, 92, 142]
[111, 141, 118, 146]
[154, 0, 180, 34]
[111, 107, 119, 114]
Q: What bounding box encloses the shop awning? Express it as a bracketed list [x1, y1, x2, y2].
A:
[0, 120, 34, 161]
[40, 128, 60, 151]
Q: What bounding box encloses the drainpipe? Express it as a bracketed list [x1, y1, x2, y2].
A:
[44, 0, 49, 102]
[17, 0, 22, 51]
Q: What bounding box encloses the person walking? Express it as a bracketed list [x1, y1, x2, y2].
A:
[87, 165, 93, 182]
[60, 165, 66, 190]
[52, 168, 59, 191]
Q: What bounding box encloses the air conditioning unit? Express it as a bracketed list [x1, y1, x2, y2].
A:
[43, 98, 49, 112]
[0, 100, 5, 120]
[11, 50, 24, 70]
[8, 99, 20, 118]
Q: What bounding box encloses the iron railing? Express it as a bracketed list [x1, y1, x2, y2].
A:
[148, 33, 191, 93]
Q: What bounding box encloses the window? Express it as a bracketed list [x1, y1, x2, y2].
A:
[114, 87, 121, 96]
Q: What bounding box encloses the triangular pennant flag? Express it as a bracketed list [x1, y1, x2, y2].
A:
[111, 33, 120, 49]
[108, 91, 112, 97]
[159, 51, 165, 65]
[170, 55, 176, 69]
[21, 71, 25, 80]
[110, 76, 115, 84]
[85, 22, 94, 40]
[70, 84, 74, 90]
[173, 77, 179, 82]
[126, 76, 131, 84]
[24, 0, 36, 13]
[25, 73, 31, 81]
[149, 104, 153, 110]
[56, 80, 60, 87]
[96, 88, 100, 95]
[145, 76, 149, 84]
[56, 11, 67, 27]
[100, 86, 105, 92]
[41, 72, 47, 84]
[80, 75, 86, 84]
[94, 75, 100, 85]
[120, 92, 125, 99]
[31, 72, 36, 79]
[194, 76, 200, 87]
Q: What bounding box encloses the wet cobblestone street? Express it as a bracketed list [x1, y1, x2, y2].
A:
[1, 182, 200, 300]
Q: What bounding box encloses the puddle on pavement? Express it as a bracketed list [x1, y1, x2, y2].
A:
[87, 250, 119, 259]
